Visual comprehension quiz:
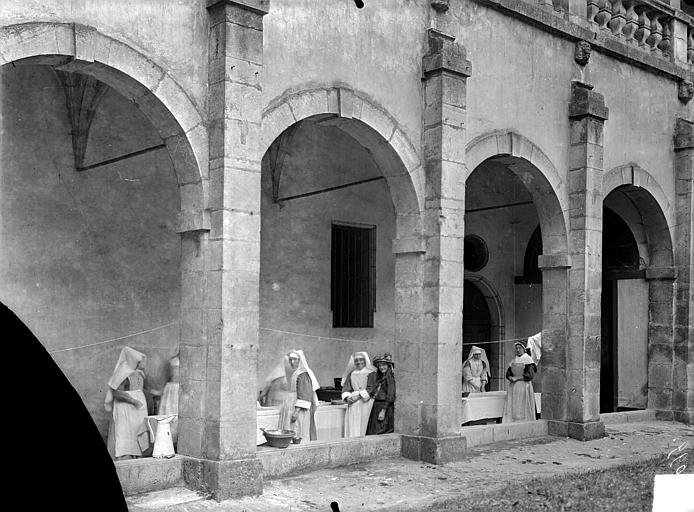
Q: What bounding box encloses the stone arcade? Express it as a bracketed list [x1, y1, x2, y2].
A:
[0, 0, 692, 501]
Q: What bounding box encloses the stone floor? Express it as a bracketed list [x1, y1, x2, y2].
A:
[126, 420, 694, 512]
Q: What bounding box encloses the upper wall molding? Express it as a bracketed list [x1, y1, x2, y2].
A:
[469, 0, 694, 81]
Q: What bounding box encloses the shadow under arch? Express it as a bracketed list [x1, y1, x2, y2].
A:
[3, 301, 127, 510]
[262, 86, 424, 237]
[0, 22, 207, 223]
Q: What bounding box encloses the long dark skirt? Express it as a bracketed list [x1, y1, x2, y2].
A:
[366, 400, 394, 435]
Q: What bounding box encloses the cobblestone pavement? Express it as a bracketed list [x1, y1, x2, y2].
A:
[127, 421, 694, 512]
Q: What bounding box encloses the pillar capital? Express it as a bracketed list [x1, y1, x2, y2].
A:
[645, 266, 678, 281]
[675, 118, 694, 151]
[569, 81, 609, 121]
[176, 209, 211, 234]
[537, 253, 571, 270]
[422, 29, 472, 79]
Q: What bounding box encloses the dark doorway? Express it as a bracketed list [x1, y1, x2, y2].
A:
[601, 206, 642, 413]
[463, 280, 492, 391]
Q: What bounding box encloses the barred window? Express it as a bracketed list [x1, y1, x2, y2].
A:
[331, 223, 376, 328]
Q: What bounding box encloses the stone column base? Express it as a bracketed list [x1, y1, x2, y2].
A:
[181, 456, 263, 501]
[673, 410, 693, 424]
[547, 420, 605, 440]
[401, 434, 468, 464]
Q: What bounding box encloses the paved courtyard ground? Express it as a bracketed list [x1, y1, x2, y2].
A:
[127, 421, 693, 512]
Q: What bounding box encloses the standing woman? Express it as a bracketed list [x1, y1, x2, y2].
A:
[462, 346, 491, 394]
[341, 351, 376, 437]
[278, 350, 320, 443]
[157, 353, 180, 446]
[105, 346, 150, 460]
[366, 353, 396, 435]
[502, 340, 537, 423]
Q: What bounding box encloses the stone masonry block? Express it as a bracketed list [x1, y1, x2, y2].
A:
[567, 420, 605, 441]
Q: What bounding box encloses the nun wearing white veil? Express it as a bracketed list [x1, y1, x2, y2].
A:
[104, 346, 149, 459]
[341, 352, 376, 437]
[462, 345, 491, 393]
[277, 350, 320, 443]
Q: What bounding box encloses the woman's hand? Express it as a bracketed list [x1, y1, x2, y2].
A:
[378, 409, 386, 422]
[133, 399, 144, 409]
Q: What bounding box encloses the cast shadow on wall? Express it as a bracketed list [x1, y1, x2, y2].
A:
[2, 301, 127, 511]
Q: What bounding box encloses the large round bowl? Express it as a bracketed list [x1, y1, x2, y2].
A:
[261, 429, 296, 448]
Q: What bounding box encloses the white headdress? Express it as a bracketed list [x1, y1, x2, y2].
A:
[284, 350, 320, 401]
[104, 346, 145, 412]
[340, 351, 376, 387]
[464, 345, 491, 380]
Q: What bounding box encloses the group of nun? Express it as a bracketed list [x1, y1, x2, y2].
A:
[260, 350, 396, 443]
[463, 332, 541, 423]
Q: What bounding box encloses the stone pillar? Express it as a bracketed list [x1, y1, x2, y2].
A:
[560, 80, 608, 441]
[645, 267, 677, 419]
[400, 29, 470, 464]
[673, 118, 694, 424]
[537, 254, 571, 430]
[178, 0, 269, 500]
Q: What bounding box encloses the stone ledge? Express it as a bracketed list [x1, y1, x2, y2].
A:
[463, 419, 549, 448]
[402, 420, 549, 464]
[469, 0, 693, 82]
[257, 434, 401, 480]
[601, 409, 657, 425]
[114, 456, 183, 496]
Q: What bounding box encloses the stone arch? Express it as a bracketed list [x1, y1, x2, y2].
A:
[465, 130, 570, 421]
[466, 130, 568, 255]
[602, 164, 676, 415]
[463, 274, 505, 339]
[262, 86, 423, 237]
[0, 22, 207, 222]
[603, 164, 674, 268]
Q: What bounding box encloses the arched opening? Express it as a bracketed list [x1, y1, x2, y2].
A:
[464, 132, 569, 423]
[464, 159, 551, 392]
[256, 109, 421, 442]
[462, 279, 506, 391]
[601, 183, 674, 414]
[0, 44, 203, 460]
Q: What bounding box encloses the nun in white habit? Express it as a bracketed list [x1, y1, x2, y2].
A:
[341, 352, 376, 438]
[105, 346, 149, 459]
[277, 350, 320, 443]
[462, 345, 491, 393]
[502, 340, 537, 423]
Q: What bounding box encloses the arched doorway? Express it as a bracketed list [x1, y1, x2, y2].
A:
[463, 281, 492, 391]
[601, 180, 674, 414]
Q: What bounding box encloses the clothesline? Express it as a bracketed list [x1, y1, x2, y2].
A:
[49, 321, 179, 354]
[259, 326, 374, 344]
[464, 337, 532, 346]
